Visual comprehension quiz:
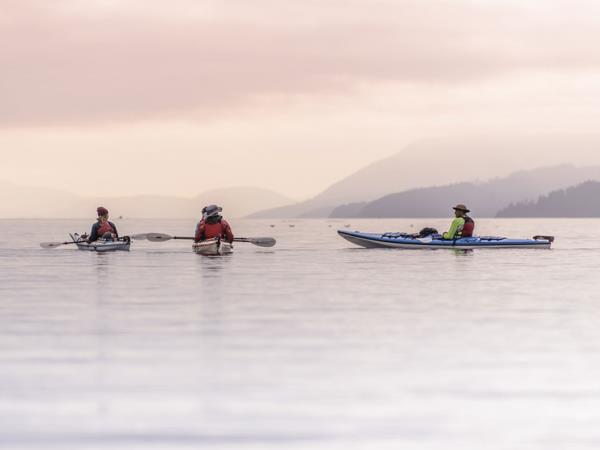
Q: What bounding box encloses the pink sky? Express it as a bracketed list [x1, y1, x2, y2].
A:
[3, 0, 600, 198]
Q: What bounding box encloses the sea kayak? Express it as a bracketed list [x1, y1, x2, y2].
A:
[192, 238, 233, 256]
[70, 233, 131, 252]
[338, 230, 553, 249]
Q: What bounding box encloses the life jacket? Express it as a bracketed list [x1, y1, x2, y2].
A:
[460, 216, 475, 237]
[195, 219, 233, 242]
[97, 220, 116, 236]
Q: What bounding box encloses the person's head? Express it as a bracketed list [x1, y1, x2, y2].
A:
[452, 204, 470, 217]
[97, 206, 109, 221]
[202, 204, 223, 223]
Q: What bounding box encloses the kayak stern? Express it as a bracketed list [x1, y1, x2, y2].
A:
[193, 238, 234, 256]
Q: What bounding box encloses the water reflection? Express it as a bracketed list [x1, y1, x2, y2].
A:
[196, 254, 232, 277]
[453, 249, 474, 256]
[3, 218, 600, 450]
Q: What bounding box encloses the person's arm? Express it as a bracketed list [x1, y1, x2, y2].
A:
[443, 218, 464, 240]
[223, 220, 234, 243]
[88, 223, 99, 242]
[194, 222, 204, 242]
[110, 222, 119, 238]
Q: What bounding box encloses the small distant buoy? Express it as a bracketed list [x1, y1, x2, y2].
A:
[289, 224, 295, 228]
[328, 225, 332, 227]
[118, 216, 124, 220]
[270, 224, 275, 228]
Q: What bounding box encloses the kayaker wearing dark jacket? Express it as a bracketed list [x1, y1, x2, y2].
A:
[194, 204, 234, 243]
[87, 207, 119, 242]
[442, 204, 475, 239]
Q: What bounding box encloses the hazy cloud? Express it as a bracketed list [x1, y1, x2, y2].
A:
[3, 0, 600, 125]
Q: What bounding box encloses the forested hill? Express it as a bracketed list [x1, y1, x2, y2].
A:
[497, 181, 600, 217]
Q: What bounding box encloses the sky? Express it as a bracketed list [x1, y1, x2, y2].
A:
[3, 0, 600, 199]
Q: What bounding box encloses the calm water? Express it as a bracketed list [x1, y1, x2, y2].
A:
[1, 218, 600, 450]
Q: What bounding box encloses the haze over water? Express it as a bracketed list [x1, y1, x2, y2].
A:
[2, 218, 599, 450]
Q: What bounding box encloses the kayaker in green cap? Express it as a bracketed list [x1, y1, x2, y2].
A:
[442, 204, 475, 240]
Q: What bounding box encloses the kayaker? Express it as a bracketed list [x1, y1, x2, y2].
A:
[194, 204, 234, 243]
[87, 207, 119, 242]
[442, 204, 475, 240]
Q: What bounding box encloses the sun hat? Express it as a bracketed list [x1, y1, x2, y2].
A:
[202, 204, 223, 218]
[452, 204, 470, 213]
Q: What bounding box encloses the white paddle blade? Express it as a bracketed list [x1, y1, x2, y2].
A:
[236, 237, 276, 247]
[253, 238, 276, 247]
[146, 233, 173, 242]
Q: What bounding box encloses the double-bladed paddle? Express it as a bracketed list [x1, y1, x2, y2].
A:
[137, 232, 276, 247]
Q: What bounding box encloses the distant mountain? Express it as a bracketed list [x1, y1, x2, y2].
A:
[329, 165, 600, 218]
[328, 202, 368, 218]
[248, 134, 600, 218]
[99, 187, 292, 219]
[0, 183, 292, 218]
[497, 181, 600, 217]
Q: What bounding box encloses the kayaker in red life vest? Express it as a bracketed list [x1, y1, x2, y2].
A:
[194, 204, 234, 243]
[86, 207, 119, 242]
[442, 204, 475, 239]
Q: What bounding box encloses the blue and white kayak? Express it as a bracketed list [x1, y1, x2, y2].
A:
[338, 230, 553, 249]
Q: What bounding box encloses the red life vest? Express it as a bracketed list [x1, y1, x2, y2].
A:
[97, 221, 116, 236]
[195, 219, 234, 242]
[461, 216, 475, 237]
[204, 222, 225, 239]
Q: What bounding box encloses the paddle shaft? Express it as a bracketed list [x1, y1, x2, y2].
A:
[174, 236, 245, 243]
[41, 241, 80, 248]
[150, 235, 255, 242]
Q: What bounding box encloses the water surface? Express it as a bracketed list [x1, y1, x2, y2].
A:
[1, 218, 599, 449]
